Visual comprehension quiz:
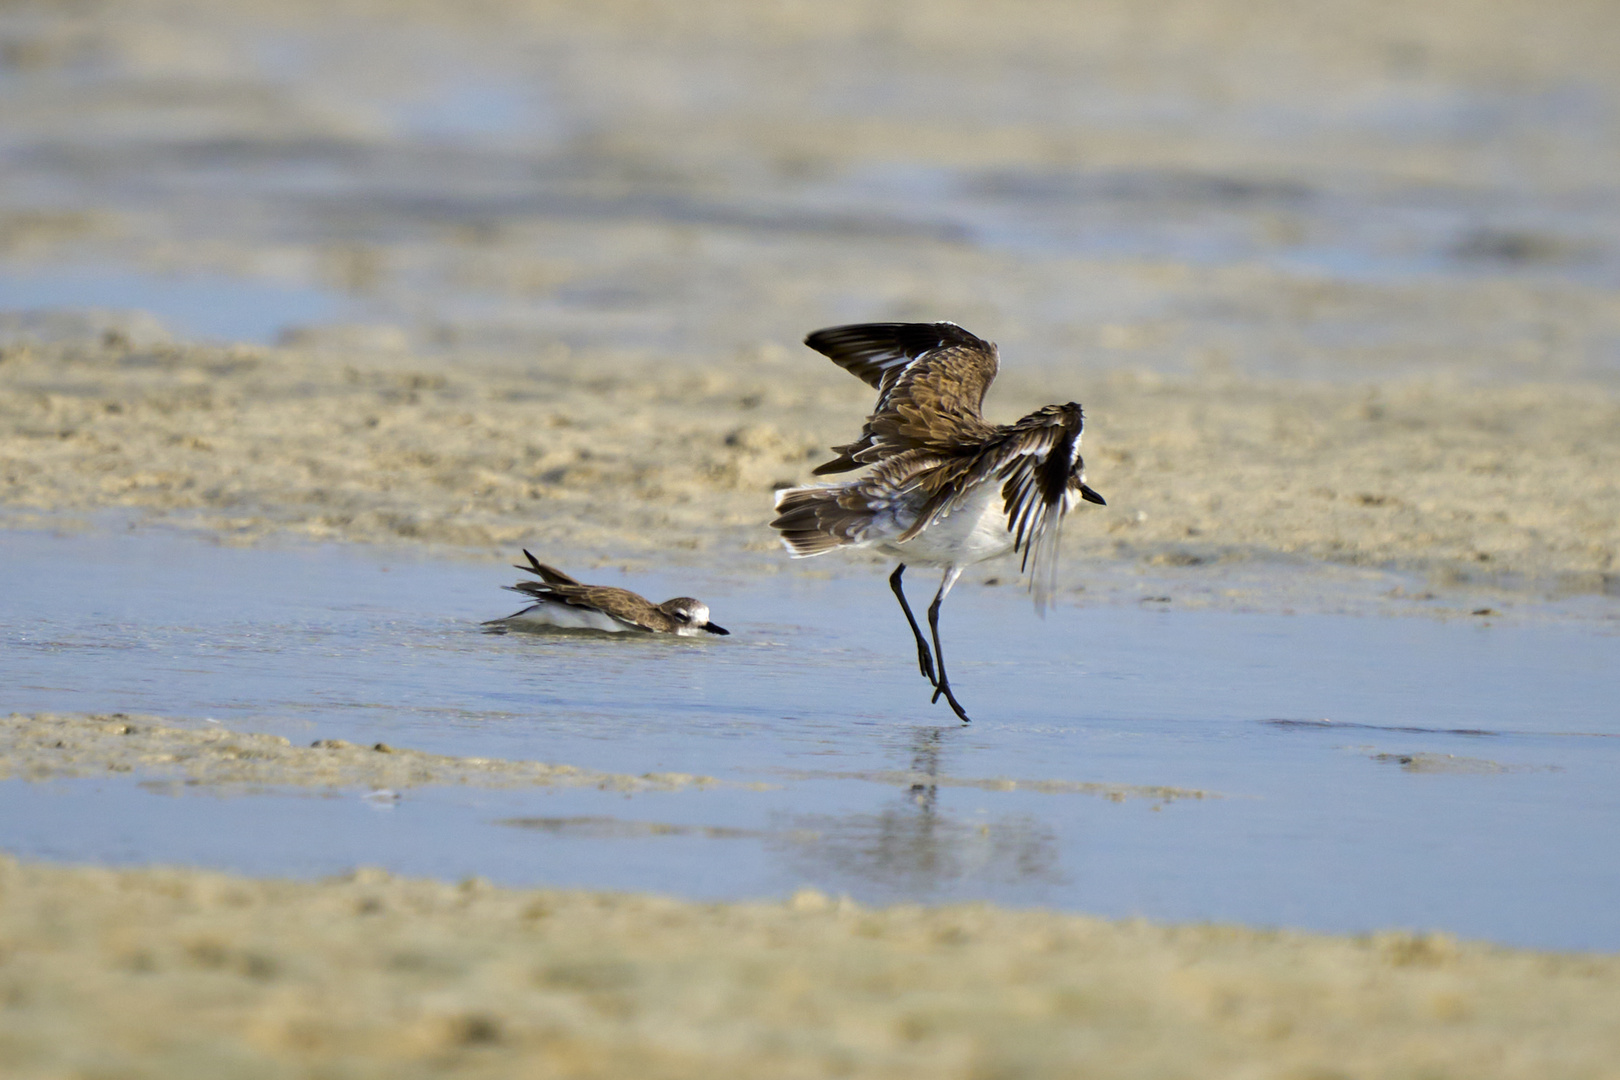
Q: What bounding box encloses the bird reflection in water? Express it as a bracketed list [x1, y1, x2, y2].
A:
[775, 727, 1064, 901]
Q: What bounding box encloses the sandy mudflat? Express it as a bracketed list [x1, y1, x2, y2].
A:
[2, 336, 1616, 607]
[1, 855, 1617, 1080]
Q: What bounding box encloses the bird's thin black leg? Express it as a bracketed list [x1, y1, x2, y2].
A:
[927, 568, 971, 723]
[889, 564, 937, 685]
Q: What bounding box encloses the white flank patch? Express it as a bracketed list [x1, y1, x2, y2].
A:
[505, 602, 636, 633]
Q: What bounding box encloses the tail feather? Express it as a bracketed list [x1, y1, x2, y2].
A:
[515, 550, 581, 587]
[770, 485, 872, 557]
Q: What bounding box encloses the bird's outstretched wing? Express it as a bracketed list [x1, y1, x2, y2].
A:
[900, 403, 1102, 613]
[804, 322, 1000, 474]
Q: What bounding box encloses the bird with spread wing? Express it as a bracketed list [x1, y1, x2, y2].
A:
[771, 322, 1105, 722]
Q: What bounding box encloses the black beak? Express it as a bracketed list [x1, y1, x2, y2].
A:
[1080, 484, 1106, 506]
[702, 623, 730, 636]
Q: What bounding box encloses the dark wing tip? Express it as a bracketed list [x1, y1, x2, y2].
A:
[803, 322, 997, 391]
[804, 321, 989, 357]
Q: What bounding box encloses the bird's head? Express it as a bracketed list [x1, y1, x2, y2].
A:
[659, 598, 730, 636]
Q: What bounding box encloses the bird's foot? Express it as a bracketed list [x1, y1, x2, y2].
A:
[931, 681, 971, 723]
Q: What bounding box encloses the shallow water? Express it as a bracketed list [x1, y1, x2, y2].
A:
[2, 528, 1617, 950]
[0, 270, 349, 345]
[5, 158, 1617, 364]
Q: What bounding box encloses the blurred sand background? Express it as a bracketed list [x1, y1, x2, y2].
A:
[2, 0, 1619, 1075]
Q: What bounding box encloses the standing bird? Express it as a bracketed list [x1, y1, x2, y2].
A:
[486, 551, 729, 636]
[770, 322, 1105, 721]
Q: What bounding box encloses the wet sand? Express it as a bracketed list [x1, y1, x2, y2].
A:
[0, 712, 716, 792]
[3, 855, 1618, 1079]
[0, 713, 1209, 803]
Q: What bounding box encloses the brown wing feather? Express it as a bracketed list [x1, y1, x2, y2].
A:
[503, 555, 677, 631]
[804, 321, 993, 388]
[503, 580, 673, 632]
[804, 322, 1000, 474]
[772, 450, 946, 556]
[898, 403, 1089, 613]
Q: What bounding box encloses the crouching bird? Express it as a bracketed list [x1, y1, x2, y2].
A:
[486, 551, 729, 636]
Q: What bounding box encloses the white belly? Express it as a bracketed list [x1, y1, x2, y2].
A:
[873, 484, 1014, 568]
[503, 601, 638, 633]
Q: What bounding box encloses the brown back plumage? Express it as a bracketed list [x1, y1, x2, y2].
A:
[503, 550, 672, 631]
[804, 322, 1000, 474]
[498, 551, 729, 634]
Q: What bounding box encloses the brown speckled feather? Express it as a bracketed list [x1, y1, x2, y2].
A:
[512, 551, 666, 628]
[804, 322, 999, 474]
[506, 581, 678, 632]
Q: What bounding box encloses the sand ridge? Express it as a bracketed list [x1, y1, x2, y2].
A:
[1, 712, 1219, 803]
[0, 711, 717, 792]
